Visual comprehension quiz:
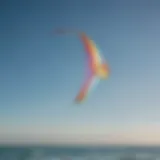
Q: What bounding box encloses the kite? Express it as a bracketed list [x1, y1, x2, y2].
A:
[54, 29, 110, 103]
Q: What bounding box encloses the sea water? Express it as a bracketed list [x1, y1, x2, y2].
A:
[0, 146, 160, 160]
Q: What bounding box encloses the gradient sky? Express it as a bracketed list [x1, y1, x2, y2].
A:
[1, 0, 160, 145]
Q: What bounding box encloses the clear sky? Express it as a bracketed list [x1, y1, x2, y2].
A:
[0, 0, 160, 145]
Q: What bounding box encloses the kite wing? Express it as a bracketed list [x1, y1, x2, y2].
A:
[79, 33, 102, 73]
[54, 29, 103, 73]
[75, 75, 100, 103]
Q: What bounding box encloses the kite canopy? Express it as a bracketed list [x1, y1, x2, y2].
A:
[54, 29, 110, 103]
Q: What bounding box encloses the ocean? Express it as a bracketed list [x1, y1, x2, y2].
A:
[0, 146, 160, 160]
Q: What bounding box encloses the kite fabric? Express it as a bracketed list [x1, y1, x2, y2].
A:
[54, 29, 110, 103]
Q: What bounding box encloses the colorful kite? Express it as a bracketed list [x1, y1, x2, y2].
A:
[54, 29, 110, 103]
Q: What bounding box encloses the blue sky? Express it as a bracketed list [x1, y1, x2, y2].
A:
[0, 0, 160, 145]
